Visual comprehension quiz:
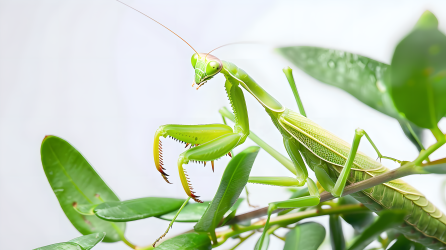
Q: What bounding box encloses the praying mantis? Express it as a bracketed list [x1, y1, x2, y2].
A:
[154, 54, 446, 249]
[116, 1, 446, 249]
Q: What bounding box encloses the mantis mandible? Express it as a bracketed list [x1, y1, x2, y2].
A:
[117, 1, 446, 249]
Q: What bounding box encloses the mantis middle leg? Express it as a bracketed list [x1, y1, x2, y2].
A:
[257, 177, 320, 249]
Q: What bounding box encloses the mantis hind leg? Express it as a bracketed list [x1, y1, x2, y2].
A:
[332, 128, 400, 197]
[257, 178, 320, 249]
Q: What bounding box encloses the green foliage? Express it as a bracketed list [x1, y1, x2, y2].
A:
[67, 233, 106, 250]
[339, 196, 375, 232]
[73, 204, 97, 216]
[254, 233, 270, 250]
[283, 222, 326, 250]
[348, 210, 407, 250]
[93, 197, 185, 222]
[155, 233, 211, 250]
[220, 198, 245, 226]
[34, 243, 83, 250]
[329, 214, 345, 250]
[40, 136, 125, 242]
[387, 235, 414, 250]
[277, 46, 395, 118]
[389, 11, 446, 129]
[277, 46, 425, 151]
[34, 233, 105, 250]
[194, 146, 259, 233]
[158, 201, 211, 222]
[278, 11, 446, 132]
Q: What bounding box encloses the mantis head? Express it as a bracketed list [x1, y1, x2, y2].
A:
[191, 53, 223, 89]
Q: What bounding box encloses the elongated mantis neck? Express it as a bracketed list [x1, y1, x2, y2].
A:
[220, 61, 285, 113]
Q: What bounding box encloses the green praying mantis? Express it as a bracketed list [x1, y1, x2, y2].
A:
[117, 1, 446, 249]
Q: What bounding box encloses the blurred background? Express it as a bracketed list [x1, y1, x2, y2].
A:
[1, 0, 446, 249]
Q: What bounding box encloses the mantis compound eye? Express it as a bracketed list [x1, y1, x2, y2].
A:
[191, 53, 199, 68]
[205, 61, 220, 75]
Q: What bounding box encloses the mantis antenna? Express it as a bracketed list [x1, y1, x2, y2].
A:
[205, 41, 261, 59]
[116, 0, 199, 56]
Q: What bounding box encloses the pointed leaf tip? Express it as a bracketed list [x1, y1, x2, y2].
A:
[40, 136, 125, 242]
[415, 10, 438, 29]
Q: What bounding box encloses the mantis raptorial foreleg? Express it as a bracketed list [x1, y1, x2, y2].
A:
[154, 124, 243, 202]
[154, 77, 251, 202]
[154, 124, 233, 179]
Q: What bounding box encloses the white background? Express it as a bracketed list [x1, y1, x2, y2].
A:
[1, 0, 446, 249]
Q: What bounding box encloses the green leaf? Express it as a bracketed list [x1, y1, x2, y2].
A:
[415, 10, 438, 30]
[389, 12, 446, 129]
[283, 222, 326, 250]
[347, 210, 407, 250]
[329, 214, 345, 250]
[73, 204, 98, 216]
[155, 233, 211, 250]
[277, 46, 398, 119]
[194, 146, 260, 233]
[40, 136, 125, 242]
[254, 233, 270, 250]
[339, 196, 375, 232]
[68, 233, 106, 250]
[94, 197, 185, 222]
[158, 201, 211, 222]
[412, 242, 428, 250]
[387, 235, 413, 250]
[397, 120, 425, 152]
[277, 46, 425, 150]
[220, 198, 244, 226]
[34, 242, 83, 250]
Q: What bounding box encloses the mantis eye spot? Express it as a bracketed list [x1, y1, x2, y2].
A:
[206, 61, 220, 75]
[191, 53, 199, 68]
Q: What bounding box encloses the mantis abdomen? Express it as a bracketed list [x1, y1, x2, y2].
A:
[281, 109, 446, 248]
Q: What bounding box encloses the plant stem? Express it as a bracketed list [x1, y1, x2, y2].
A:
[227, 162, 420, 225]
[219, 107, 297, 175]
[272, 232, 285, 241]
[228, 232, 256, 250]
[152, 197, 191, 247]
[412, 126, 445, 165]
[218, 204, 367, 244]
[111, 223, 137, 249]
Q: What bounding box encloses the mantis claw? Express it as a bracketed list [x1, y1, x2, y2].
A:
[179, 155, 203, 203]
[154, 135, 172, 183]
